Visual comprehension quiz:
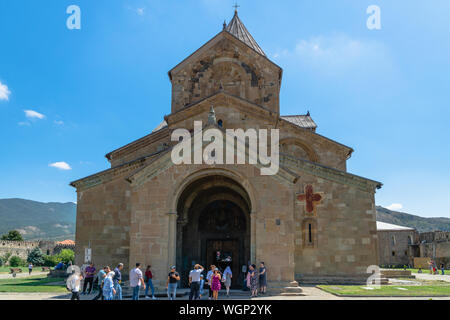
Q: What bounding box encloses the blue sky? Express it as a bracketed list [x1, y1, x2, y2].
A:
[0, 0, 449, 218]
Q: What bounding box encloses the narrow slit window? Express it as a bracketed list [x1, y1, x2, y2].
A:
[308, 223, 312, 243]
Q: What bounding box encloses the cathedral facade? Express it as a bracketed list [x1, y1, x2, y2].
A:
[71, 12, 381, 289]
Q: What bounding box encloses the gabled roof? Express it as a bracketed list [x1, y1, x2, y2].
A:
[376, 221, 415, 231]
[281, 114, 317, 131]
[225, 11, 266, 57]
[154, 115, 317, 132]
[152, 120, 168, 132]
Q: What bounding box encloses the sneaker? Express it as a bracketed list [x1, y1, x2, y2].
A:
[145, 295, 150, 299]
[152, 296, 157, 300]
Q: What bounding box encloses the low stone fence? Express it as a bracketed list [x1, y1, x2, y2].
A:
[381, 269, 415, 279]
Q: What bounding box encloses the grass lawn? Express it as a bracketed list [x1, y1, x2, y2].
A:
[0, 266, 53, 274]
[318, 283, 450, 297]
[0, 266, 16, 273]
[0, 275, 66, 293]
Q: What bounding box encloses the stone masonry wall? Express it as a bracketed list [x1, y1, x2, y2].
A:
[74, 177, 131, 273]
[292, 172, 378, 283]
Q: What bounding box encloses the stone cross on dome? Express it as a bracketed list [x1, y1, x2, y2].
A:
[297, 185, 323, 214]
[233, 3, 240, 13]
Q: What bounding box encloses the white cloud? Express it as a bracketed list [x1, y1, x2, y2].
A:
[126, 5, 145, 16]
[0, 81, 11, 101]
[273, 33, 394, 77]
[24, 109, 45, 120]
[386, 203, 403, 211]
[54, 224, 69, 229]
[18, 121, 31, 126]
[54, 120, 64, 125]
[49, 161, 72, 170]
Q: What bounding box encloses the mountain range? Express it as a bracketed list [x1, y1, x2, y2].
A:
[0, 198, 76, 241]
[0, 199, 448, 240]
[375, 206, 450, 232]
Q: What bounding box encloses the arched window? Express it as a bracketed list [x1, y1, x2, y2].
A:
[218, 119, 223, 127]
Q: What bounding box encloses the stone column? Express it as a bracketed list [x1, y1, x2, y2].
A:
[167, 212, 178, 269]
[250, 211, 257, 263]
[176, 218, 187, 269]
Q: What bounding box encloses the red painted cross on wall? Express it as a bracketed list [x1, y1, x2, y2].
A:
[297, 185, 322, 214]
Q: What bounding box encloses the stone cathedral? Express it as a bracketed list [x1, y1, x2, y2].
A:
[71, 11, 381, 290]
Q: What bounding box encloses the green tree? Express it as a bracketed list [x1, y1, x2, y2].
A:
[56, 249, 74, 264]
[1, 230, 24, 241]
[27, 247, 45, 266]
[9, 256, 25, 267]
[43, 255, 58, 267]
[0, 256, 3, 267]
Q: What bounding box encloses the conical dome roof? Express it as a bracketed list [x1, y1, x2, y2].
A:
[225, 11, 266, 57]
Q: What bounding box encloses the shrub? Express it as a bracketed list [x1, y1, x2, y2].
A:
[43, 255, 58, 267]
[0, 257, 3, 267]
[27, 247, 45, 266]
[9, 256, 25, 267]
[57, 249, 74, 264]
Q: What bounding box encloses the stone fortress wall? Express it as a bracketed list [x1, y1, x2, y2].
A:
[378, 229, 450, 268]
[0, 240, 75, 262]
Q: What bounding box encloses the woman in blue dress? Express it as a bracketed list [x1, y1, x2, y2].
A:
[102, 271, 116, 300]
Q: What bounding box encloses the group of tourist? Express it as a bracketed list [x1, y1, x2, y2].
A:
[185, 262, 267, 300]
[67, 260, 268, 300]
[246, 262, 267, 298]
[129, 262, 157, 300]
[427, 260, 446, 275]
[67, 262, 124, 300]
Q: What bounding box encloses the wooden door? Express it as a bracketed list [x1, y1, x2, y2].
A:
[206, 239, 240, 287]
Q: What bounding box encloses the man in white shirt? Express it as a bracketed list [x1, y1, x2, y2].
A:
[130, 262, 145, 300]
[189, 264, 204, 300]
[67, 272, 83, 300]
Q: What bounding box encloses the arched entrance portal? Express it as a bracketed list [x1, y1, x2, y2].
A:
[176, 175, 251, 288]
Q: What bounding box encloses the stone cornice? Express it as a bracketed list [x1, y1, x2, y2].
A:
[280, 153, 382, 193]
[105, 126, 169, 162]
[165, 91, 278, 128]
[127, 123, 300, 188]
[70, 150, 168, 191]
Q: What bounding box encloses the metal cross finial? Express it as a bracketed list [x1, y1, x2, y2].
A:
[233, 2, 240, 13]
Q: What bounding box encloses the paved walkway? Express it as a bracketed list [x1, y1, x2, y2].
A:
[412, 273, 450, 282]
[1, 285, 450, 300]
